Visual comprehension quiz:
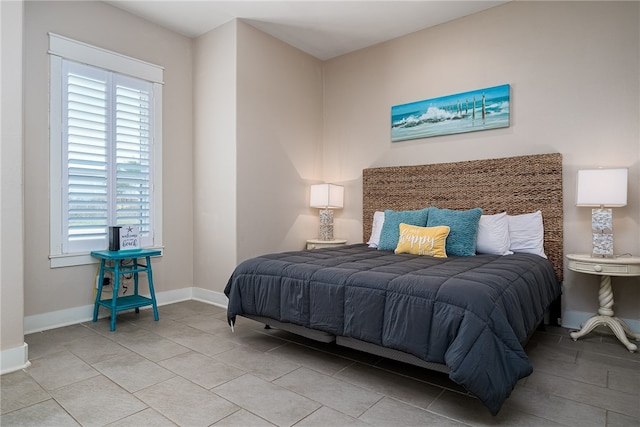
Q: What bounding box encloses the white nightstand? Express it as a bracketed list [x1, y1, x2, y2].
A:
[306, 239, 347, 250]
[567, 254, 640, 352]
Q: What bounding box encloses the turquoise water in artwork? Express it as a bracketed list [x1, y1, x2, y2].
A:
[391, 84, 510, 141]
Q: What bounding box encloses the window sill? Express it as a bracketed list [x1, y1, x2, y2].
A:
[49, 247, 164, 268]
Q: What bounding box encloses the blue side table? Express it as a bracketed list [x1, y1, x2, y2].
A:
[91, 248, 161, 331]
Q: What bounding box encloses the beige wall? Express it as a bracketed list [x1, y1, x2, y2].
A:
[192, 21, 324, 294]
[22, 1, 194, 318]
[1, 0, 26, 371]
[192, 21, 238, 296]
[236, 22, 324, 261]
[323, 1, 640, 322]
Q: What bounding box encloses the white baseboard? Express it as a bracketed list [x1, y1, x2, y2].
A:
[154, 287, 195, 306]
[562, 309, 640, 333]
[24, 287, 197, 334]
[192, 287, 228, 308]
[1, 342, 31, 375]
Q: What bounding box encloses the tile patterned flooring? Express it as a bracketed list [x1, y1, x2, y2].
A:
[2, 300, 639, 426]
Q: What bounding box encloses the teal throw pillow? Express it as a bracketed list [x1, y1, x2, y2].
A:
[377, 208, 430, 251]
[427, 207, 482, 256]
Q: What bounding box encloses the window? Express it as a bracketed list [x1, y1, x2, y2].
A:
[49, 34, 163, 267]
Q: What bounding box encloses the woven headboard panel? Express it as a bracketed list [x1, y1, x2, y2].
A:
[362, 153, 563, 283]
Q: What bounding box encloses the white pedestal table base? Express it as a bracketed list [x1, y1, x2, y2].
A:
[569, 274, 640, 352]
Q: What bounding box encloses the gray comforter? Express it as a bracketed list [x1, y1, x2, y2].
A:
[224, 244, 560, 415]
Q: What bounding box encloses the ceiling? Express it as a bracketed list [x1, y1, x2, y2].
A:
[106, 1, 509, 60]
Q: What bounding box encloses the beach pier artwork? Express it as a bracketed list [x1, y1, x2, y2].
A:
[391, 84, 510, 142]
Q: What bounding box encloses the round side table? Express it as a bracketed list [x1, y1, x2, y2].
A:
[566, 254, 640, 352]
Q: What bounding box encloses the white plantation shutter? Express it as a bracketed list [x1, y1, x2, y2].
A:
[115, 78, 152, 238]
[49, 34, 163, 266]
[62, 62, 153, 253]
[64, 62, 109, 252]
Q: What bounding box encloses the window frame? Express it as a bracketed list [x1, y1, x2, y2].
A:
[49, 33, 164, 268]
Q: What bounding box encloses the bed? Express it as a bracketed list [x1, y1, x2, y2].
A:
[225, 153, 563, 415]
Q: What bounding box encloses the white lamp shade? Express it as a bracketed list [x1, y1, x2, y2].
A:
[576, 168, 628, 207]
[310, 184, 344, 209]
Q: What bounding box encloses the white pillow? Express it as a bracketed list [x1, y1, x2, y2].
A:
[476, 212, 513, 255]
[367, 211, 385, 248]
[507, 210, 547, 258]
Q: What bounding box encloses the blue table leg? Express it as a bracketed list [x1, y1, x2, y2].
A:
[134, 258, 140, 313]
[146, 256, 159, 321]
[93, 260, 105, 322]
[110, 260, 119, 331]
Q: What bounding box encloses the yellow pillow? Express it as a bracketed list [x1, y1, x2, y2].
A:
[394, 223, 450, 258]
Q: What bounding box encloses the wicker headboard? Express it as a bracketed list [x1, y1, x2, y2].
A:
[362, 153, 563, 283]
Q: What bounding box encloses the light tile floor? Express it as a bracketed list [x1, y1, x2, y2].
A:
[2, 300, 639, 426]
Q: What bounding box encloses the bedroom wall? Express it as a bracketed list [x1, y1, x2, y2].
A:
[21, 1, 194, 321]
[192, 21, 239, 302]
[192, 21, 324, 296]
[1, 0, 27, 372]
[322, 1, 640, 327]
[235, 22, 324, 261]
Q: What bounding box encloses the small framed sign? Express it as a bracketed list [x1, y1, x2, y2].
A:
[119, 225, 141, 251]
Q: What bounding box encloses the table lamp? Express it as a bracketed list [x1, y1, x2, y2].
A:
[576, 168, 628, 258]
[310, 183, 344, 241]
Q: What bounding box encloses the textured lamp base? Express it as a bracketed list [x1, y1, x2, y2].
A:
[318, 209, 334, 241]
[591, 208, 614, 258]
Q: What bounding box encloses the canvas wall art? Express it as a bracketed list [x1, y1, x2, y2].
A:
[391, 84, 510, 142]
